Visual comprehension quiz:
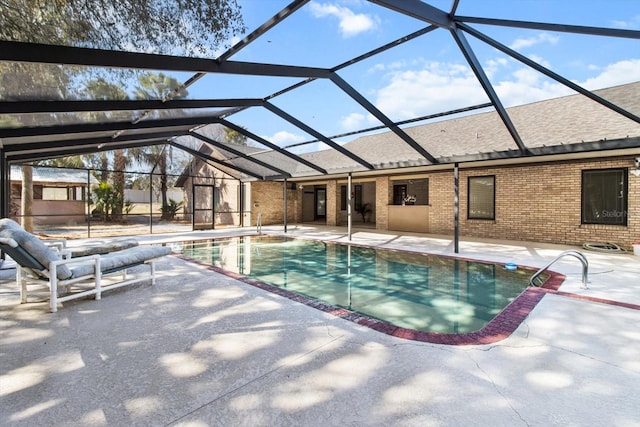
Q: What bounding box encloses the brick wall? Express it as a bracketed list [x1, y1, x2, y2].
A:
[250, 181, 300, 226]
[326, 180, 337, 226]
[187, 155, 639, 249]
[428, 157, 639, 249]
[375, 176, 389, 230]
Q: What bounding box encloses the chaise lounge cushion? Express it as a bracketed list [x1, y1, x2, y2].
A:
[0, 219, 72, 280]
[68, 245, 173, 278]
[69, 238, 139, 257]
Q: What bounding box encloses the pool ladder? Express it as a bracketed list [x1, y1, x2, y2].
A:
[529, 250, 589, 289]
[256, 212, 262, 235]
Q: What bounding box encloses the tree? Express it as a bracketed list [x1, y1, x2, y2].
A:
[224, 126, 248, 146]
[82, 78, 132, 219]
[92, 181, 120, 222]
[0, 1, 244, 55]
[133, 72, 189, 220]
[20, 165, 34, 232]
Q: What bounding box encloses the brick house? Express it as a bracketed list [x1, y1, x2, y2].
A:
[180, 81, 640, 249]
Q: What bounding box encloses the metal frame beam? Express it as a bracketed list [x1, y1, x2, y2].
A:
[0, 115, 222, 139]
[7, 139, 167, 163]
[449, 27, 529, 154]
[0, 99, 263, 114]
[218, 118, 328, 175]
[367, 0, 529, 155]
[332, 25, 438, 72]
[169, 141, 262, 180]
[455, 16, 640, 40]
[436, 136, 640, 164]
[368, 0, 453, 28]
[188, 131, 292, 178]
[218, 0, 310, 62]
[330, 73, 438, 163]
[0, 40, 332, 79]
[459, 22, 640, 125]
[263, 102, 375, 170]
[0, 147, 8, 218]
[2, 130, 185, 153]
[285, 102, 492, 150]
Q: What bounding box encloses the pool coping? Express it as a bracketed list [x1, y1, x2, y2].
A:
[173, 237, 570, 346]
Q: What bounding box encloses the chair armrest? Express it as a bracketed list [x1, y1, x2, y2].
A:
[0, 237, 18, 248]
[51, 254, 100, 267]
[44, 240, 67, 251]
[60, 249, 72, 260]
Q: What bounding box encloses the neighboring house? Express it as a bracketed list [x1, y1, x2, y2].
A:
[175, 144, 247, 229]
[180, 81, 640, 249]
[10, 166, 97, 225]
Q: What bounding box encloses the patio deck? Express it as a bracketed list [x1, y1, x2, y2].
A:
[1, 225, 639, 426]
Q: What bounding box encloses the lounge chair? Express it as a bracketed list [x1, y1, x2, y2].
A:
[0, 218, 172, 312]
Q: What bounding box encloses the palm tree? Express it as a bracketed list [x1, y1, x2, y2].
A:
[82, 79, 131, 220]
[133, 72, 189, 220]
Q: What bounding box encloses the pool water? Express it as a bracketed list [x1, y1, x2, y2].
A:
[177, 235, 538, 334]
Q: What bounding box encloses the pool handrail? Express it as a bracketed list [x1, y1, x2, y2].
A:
[529, 250, 589, 289]
[257, 212, 262, 235]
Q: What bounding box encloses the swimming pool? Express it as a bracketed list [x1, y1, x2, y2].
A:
[176, 235, 559, 341]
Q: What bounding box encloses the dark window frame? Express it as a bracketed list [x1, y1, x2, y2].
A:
[392, 184, 407, 205]
[581, 168, 628, 226]
[468, 175, 495, 220]
[354, 184, 362, 209]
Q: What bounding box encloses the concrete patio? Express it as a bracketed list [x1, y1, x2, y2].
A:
[1, 225, 639, 426]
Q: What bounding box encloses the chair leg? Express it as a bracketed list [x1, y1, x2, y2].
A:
[149, 260, 157, 285]
[18, 267, 27, 304]
[95, 258, 102, 301]
[50, 273, 58, 313]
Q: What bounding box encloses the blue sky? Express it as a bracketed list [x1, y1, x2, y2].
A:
[183, 0, 640, 153]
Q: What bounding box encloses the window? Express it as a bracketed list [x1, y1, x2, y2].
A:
[354, 185, 362, 209]
[393, 184, 407, 205]
[391, 179, 429, 205]
[582, 169, 627, 225]
[41, 186, 85, 201]
[42, 187, 69, 200]
[468, 176, 495, 220]
[340, 185, 361, 210]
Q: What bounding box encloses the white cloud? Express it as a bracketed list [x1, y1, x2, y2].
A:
[369, 57, 640, 120]
[262, 131, 306, 146]
[341, 112, 365, 130]
[509, 32, 559, 50]
[611, 15, 640, 29]
[484, 57, 509, 78]
[493, 69, 572, 107]
[340, 113, 369, 130]
[373, 61, 487, 120]
[527, 54, 551, 68]
[579, 59, 640, 90]
[367, 63, 386, 74]
[309, 1, 379, 37]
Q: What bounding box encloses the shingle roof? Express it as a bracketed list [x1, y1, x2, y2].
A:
[10, 165, 98, 184]
[293, 81, 640, 175]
